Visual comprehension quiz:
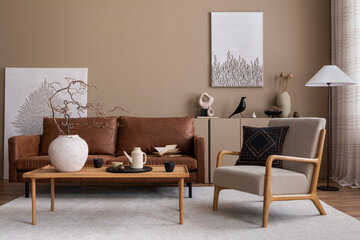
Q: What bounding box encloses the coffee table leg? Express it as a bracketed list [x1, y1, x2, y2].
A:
[179, 178, 184, 225]
[31, 178, 36, 225]
[51, 178, 55, 212]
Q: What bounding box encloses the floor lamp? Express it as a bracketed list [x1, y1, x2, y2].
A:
[306, 65, 355, 191]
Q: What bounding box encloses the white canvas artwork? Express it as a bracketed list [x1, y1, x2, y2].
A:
[4, 68, 88, 179]
[211, 12, 264, 87]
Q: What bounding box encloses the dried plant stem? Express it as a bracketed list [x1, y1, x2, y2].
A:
[48, 77, 128, 135]
[280, 72, 293, 92]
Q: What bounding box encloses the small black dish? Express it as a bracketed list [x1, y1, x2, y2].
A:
[93, 158, 103, 168]
[165, 161, 175, 172]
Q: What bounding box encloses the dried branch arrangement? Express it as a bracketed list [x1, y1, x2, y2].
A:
[280, 72, 293, 92]
[48, 77, 128, 135]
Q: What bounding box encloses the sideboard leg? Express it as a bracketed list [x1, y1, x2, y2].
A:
[25, 182, 29, 198]
[187, 182, 192, 198]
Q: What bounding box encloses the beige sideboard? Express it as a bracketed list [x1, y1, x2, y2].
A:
[194, 118, 270, 183]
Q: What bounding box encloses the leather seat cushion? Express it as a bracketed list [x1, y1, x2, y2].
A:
[16, 155, 117, 171]
[106, 155, 197, 171]
[116, 116, 194, 156]
[214, 165, 310, 196]
[40, 117, 118, 155]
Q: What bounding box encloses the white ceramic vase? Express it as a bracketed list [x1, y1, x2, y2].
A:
[48, 135, 89, 172]
[276, 91, 291, 118]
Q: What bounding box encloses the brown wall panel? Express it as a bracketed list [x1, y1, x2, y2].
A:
[0, 0, 330, 178]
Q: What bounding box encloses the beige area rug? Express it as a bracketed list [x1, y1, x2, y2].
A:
[0, 186, 359, 240]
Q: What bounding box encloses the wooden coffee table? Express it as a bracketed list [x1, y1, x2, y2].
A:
[23, 165, 189, 225]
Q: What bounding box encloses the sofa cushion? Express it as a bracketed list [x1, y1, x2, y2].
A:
[16, 155, 117, 171]
[106, 155, 197, 171]
[40, 117, 118, 155]
[116, 116, 194, 156]
[235, 125, 289, 168]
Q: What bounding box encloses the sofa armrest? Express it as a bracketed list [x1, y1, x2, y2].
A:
[194, 135, 205, 183]
[8, 135, 41, 182]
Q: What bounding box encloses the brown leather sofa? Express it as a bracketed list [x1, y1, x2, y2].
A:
[8, 116, 205, 198]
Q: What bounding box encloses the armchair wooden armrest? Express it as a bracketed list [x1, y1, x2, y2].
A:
[216, 150, 241, 168]
[264, 154, 321, 198]
[264, 128, 326, 198]
[266, 155, 319, 168]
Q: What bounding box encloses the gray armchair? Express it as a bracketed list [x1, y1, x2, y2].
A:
[212, 118, 327, 227]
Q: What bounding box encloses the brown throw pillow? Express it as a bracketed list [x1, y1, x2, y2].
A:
[235, 125, 289, 168]
[40, 117, 118, 155]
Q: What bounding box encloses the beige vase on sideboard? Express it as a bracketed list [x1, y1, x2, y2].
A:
[276, 91, 291, 118]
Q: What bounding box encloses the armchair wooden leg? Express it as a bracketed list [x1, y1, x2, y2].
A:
[262, 196, 272, 228]
[311, 195, 326, 215]
[213, 185, 222, 211]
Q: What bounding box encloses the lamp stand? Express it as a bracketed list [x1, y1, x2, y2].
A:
[317, 83, 339, 191]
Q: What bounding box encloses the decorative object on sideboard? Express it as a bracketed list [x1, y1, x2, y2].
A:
[276, 72, 293, 117]
[306, 65, 355, 191]
[229, 97, 246, 118]
[293, 111, 300, 118]
[264, 106, 282, 118]
[124, 147, 148, 169]
[200, 109, 208, 116]
[3, 67, 88, 179]
[198, 92, 215, 117]
[251, 112, 257, 118]
[211, 12, 263, 87]
[48, 78, 127, 172]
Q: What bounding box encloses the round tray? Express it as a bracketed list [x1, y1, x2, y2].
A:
[106, 166, 153, 173]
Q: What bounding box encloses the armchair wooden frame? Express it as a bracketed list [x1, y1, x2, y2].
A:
[213, 129, 326, 228]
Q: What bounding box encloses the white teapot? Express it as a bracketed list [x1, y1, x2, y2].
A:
[124, 147, 147, 169]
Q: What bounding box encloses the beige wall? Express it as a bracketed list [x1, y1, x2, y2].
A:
[0, 0, 330, 179]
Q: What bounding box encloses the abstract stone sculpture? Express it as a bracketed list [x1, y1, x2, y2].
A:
[199, 92, 215, 117]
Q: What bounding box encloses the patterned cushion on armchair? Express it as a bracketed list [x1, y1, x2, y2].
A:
[235, 125, 289, 168]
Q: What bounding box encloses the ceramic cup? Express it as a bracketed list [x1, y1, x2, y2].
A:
[164, 161, 175, 172]
[93, 158, 103, 168]
[112, 162, 122, 169]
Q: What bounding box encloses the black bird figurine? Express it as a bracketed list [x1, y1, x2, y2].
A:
[229, 97, 246, 118]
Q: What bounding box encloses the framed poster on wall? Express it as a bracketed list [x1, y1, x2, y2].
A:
[211, 12, 264, 87]
[3, 68, 88, 179]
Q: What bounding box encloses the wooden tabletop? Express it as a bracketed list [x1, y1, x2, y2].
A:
[23, 165, 189, 179]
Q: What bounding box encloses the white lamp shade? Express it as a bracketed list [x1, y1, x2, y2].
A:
[306, 65, 355, 87]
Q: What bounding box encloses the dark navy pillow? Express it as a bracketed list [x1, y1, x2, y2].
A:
[235, 126, 289, 168]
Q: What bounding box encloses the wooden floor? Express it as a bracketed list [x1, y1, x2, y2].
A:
[0, 179, 359, 220]
[316, 180, 360, 220]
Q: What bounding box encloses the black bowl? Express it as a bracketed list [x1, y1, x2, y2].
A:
[264, 110, 282, 117]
